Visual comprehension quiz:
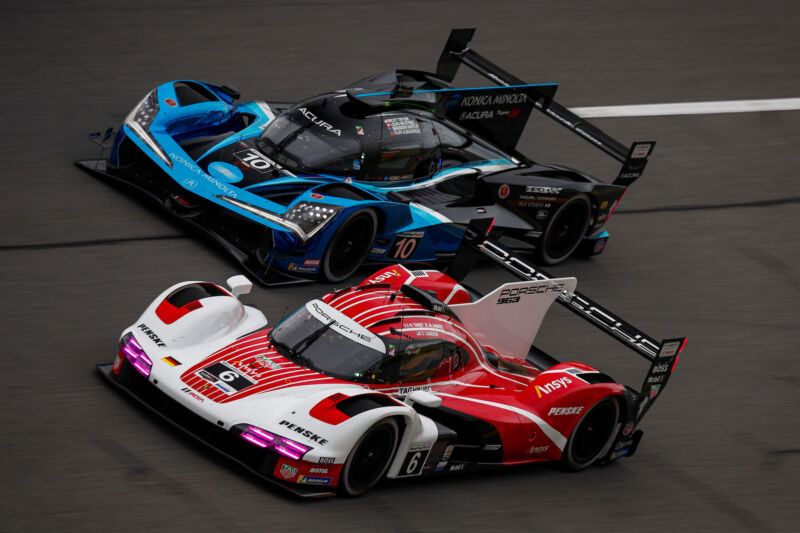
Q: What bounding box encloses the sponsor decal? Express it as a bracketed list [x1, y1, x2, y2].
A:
[460, 110, 493, 120]
[353, 159, 361, 170]
[526, 185, 563, 195]
[631, 143, 652, 159]
[318, 457, 335, 464]
[310, 192, 323, 200]
[460, 92, 527, 107]
[525, 230, 542, 238]
[182, 177, 198, 189]
[278, 420, 329, 445]
[623, 422, 635, 436]
[482, 444, 501, 451]
[435, 461, 447, 472]
[548, 406, 584, 416]
[233, 149, 272, 172]
[254, 354, 282, 371]
[165, 98, 177, 107]
[307, 301, 382, 350]
[660, 341, 681, 357]
[303, 259, 321, 266]
[498, 184, 510, 199]
[652, 363, 670, 374]
[136, 323, 166, 347]
[536, 209, 548, 220]
[279, 464, 298, 480]
[646, 375, 665, 384]
[593, 240, 606, 253]
[449, 463, 465, 471]
[297, 107, 341, 136]
[161, 356, 181, 367]
[355, 125, 364, 135]
[367, 269, 401, 284]
[535, 376, 572, 398]
[528, 445, 550, 455]
[370, 247, 387, 255]
[600, 200, 609, 210]
[180, 387, 205, 403]
[496, 282, 565, 304]
[309, 467, 328, 474]
[383, 116, 420, 136]
[170, 153, 238, 198]
[397, 385, 432, 395]
[442, 445, 455, 461]
[288, 263, 318, 273]
[446, 93, 462, 111]
[298, 475, 332, 485]
[649, 384, 662, 399]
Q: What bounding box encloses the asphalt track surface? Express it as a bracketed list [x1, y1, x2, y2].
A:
[1, 1, 798, 531]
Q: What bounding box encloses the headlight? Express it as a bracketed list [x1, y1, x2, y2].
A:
[124, 89, 173, 168]
[281, 201, 342, 239]
[119, 333, 153, 377]
[237, 424, 310, 460]
[214, 196, 342, 242]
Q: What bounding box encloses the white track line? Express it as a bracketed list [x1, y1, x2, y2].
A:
[571, 97, 800, 118]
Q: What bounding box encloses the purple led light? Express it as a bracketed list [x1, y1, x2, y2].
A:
[129, 337, 143, 350]
[248, 426, 275, 441]
[281, 438, 309, 453]
[123, 346, 138, 359]
[273, 445, 301, 460]
[132, 361, 151, 376]
[242, 433, 269, 448]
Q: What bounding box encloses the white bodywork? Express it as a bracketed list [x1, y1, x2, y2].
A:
[120, 277, 439, 479]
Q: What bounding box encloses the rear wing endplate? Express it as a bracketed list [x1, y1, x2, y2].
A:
[436, 28, 655, 185]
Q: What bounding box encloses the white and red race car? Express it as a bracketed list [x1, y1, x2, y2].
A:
[99, 220, 686, 497]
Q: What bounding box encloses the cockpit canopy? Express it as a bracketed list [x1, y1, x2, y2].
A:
[257, 94, 509, 185]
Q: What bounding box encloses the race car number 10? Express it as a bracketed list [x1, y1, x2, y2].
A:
[389, 232, 423, 260]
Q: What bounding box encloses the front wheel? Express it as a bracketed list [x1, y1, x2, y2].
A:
[338, 418, 399, 497]
[536, 194, 591, 265]
[561, 397, 620, 471]
[322, 209, 377, 283]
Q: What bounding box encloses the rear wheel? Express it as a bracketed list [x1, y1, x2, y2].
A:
[562, 397, 620, 470]
[536, 194, 591, 265]
[339, 418, 399, 497]
[322, 209, 377, 283]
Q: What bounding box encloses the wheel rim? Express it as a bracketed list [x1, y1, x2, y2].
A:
[326, 212, 375, 281]
[571, 401, 617, 465]
[347, 425, 395, 490]
[545, 199, 589, 261]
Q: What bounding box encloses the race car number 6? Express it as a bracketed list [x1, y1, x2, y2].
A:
[406, 452, 421, 474]
[218, 370, 239, 382]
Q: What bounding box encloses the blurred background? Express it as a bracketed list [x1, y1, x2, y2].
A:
[1, 1, 798, 531]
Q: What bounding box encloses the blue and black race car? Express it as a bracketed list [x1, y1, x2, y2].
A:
[77, 29, 655, 285]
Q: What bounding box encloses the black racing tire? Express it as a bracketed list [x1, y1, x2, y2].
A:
[338, 418, 400, 497]
[322, 209, 377, 283]
[536, 194, 591, 265]
[561, 397, 620, 471]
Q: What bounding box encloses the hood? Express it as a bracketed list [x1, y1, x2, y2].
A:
[179, 330, 346, 404]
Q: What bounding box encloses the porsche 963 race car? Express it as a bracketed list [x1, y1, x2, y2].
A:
[78, 29, 655, 285]
[98, 221, 686, 497]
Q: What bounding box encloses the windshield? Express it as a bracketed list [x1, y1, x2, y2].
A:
[258, 111, 363, 175]
[268, 300, 386, 381]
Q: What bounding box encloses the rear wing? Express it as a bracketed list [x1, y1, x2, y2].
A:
[447, 219, 687, 413]
[436, 28, 655, 186]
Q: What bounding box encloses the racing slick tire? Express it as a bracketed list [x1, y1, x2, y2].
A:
[561, 396, 620, 471]
[322, 208, 378, 283]
[536, 194, 591, 265]
[338, 418, 400, 497]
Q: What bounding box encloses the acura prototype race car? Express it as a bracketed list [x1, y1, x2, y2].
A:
[78, 29, 656, 285]
[98, 220, 686, 497]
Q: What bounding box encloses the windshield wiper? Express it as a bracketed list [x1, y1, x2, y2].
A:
[291, 320, 334, 357]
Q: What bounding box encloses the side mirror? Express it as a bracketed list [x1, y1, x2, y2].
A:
[404, 390, 442, 408]
[226, 275, 252, 299]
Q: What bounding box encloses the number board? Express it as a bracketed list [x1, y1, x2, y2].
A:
[396, 448, 431, 478]
[198, 362, 255, 394]
[389, 231, 423, 260]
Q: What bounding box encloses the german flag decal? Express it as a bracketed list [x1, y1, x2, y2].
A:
[162, 356, 181, 367]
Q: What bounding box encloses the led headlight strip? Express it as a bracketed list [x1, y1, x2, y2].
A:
[123, 90, 173, 168]
[214, 196, 341, 242]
